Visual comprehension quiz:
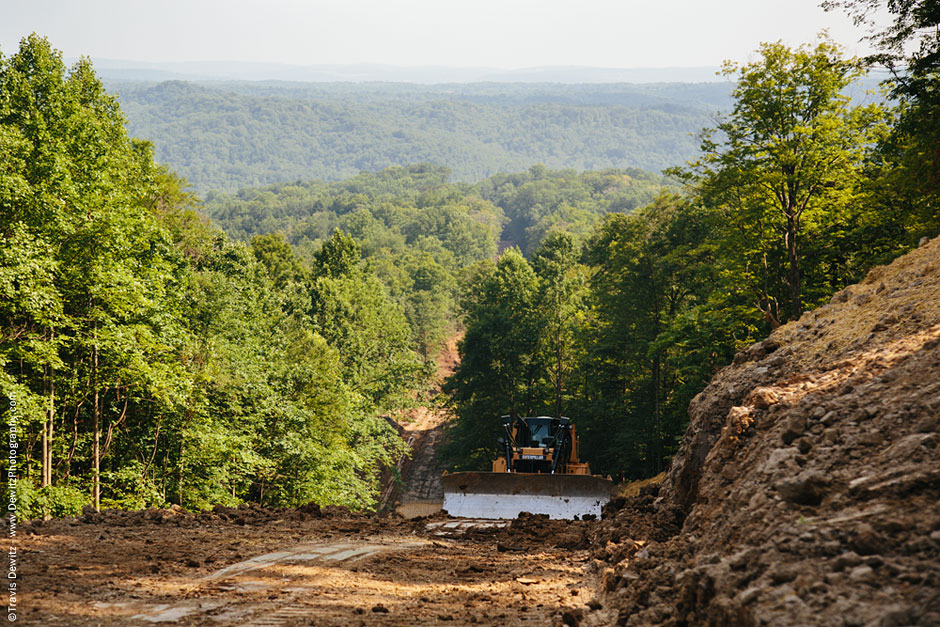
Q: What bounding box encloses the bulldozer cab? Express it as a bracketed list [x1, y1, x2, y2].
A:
[516, 417, 554, 447]
[497, 415, 576, 475]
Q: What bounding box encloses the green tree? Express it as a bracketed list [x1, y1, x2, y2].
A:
[576, 195, 742, 477]
[1, 35, 191, 509]
[531, 232, 586, 419]
[1, 37, 416, 517]
[824, 0, 940, 241]
[675, 38, 887, 320]
[310, 230, 426, 414]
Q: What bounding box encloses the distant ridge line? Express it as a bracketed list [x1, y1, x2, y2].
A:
[68, 58, 727, 84]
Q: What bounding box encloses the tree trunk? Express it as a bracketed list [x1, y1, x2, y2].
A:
[554, 325, 563, 418]
[45, 325, 55, 487]
[651, 353, 663, 474]
[178, 439, 184, 506]
[178, 412, 189, 506]
[786, 213, 802, 318]
[93, 332, 100, 511]
[43, 366, 54, 487]
[42, 366, 49, 487]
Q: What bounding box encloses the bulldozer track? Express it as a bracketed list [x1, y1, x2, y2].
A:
[425, 518, 509, 536]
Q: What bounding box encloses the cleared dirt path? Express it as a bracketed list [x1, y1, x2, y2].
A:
[394, 334, 459, 518]
[20, 510, 604, 625]
[395, 406, 447, 517]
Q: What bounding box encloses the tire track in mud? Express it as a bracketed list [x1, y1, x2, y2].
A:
[124, 537, 432, 624]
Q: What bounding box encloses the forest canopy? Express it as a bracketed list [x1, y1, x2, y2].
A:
[110, 79, 732, 192]
[0, 36, 424, 517]
[441, 34, 936, 478]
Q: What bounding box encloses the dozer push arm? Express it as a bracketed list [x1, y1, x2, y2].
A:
[550, 418, 572, 474]
[499, 415, 515, 472]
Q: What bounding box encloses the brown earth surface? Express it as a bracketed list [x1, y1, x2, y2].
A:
[16, 507, 610, 625]
[389, 333, 457, 518]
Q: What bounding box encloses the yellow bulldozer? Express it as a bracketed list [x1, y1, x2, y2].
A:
[441, 415, 615, 519]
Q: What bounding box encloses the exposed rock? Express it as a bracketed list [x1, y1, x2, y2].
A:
[833, 551, 863, 571]
[775, 471, 828, 506]
[781, 413, 808, 445]
[748, 387, 780, 409]
[848, 565, 874, 582]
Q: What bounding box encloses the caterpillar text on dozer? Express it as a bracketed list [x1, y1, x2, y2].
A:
[441, 416, 616, 520]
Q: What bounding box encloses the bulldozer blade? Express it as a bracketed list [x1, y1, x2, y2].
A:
[441, 471, 616, 520]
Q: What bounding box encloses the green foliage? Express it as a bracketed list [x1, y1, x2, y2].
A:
[200, 163, 672, 361]
[530, 232, 587, 419]
[575, 196, 749, 476]
[8, 478, 86, 519]
[480, 166, 676, 255]
[100, 463, 166, 510]
[824, 0, 940, 242]
[310, 230, 428, 413]
[672, 37, 889, 321]
[442, 38, 925, 480]
[5, 31, 929, 509]
[442, 250, 545, 469]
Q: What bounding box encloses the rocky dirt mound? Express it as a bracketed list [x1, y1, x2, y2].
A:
[595, 237, 940, 626]
[461, 512, 596, 552]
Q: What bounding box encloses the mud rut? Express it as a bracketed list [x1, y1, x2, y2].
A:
[23, 337, 610, 625]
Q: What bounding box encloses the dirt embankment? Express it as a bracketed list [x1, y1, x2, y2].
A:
[592, 237, 940, 626]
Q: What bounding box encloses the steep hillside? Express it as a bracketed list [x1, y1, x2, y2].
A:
[594, 237, 940, 626]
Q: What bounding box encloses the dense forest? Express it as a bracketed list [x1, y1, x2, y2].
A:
[201, 164, 675, 252]
[2, 0, 938, 517]
[110, 79, 731, 192]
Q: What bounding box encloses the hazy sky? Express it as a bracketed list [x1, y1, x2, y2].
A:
[1, 0, 881, 69]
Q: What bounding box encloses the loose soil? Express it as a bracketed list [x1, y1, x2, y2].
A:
[17, 508, 608, 625]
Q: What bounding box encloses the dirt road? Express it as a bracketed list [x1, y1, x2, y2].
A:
[393, 334, 456, 519]
[19, 508, 609, 625]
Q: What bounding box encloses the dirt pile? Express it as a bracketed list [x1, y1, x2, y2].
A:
[22, 501, 368, 531]
[454, 511, 595, 552]
[595, 237, 940, 626]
